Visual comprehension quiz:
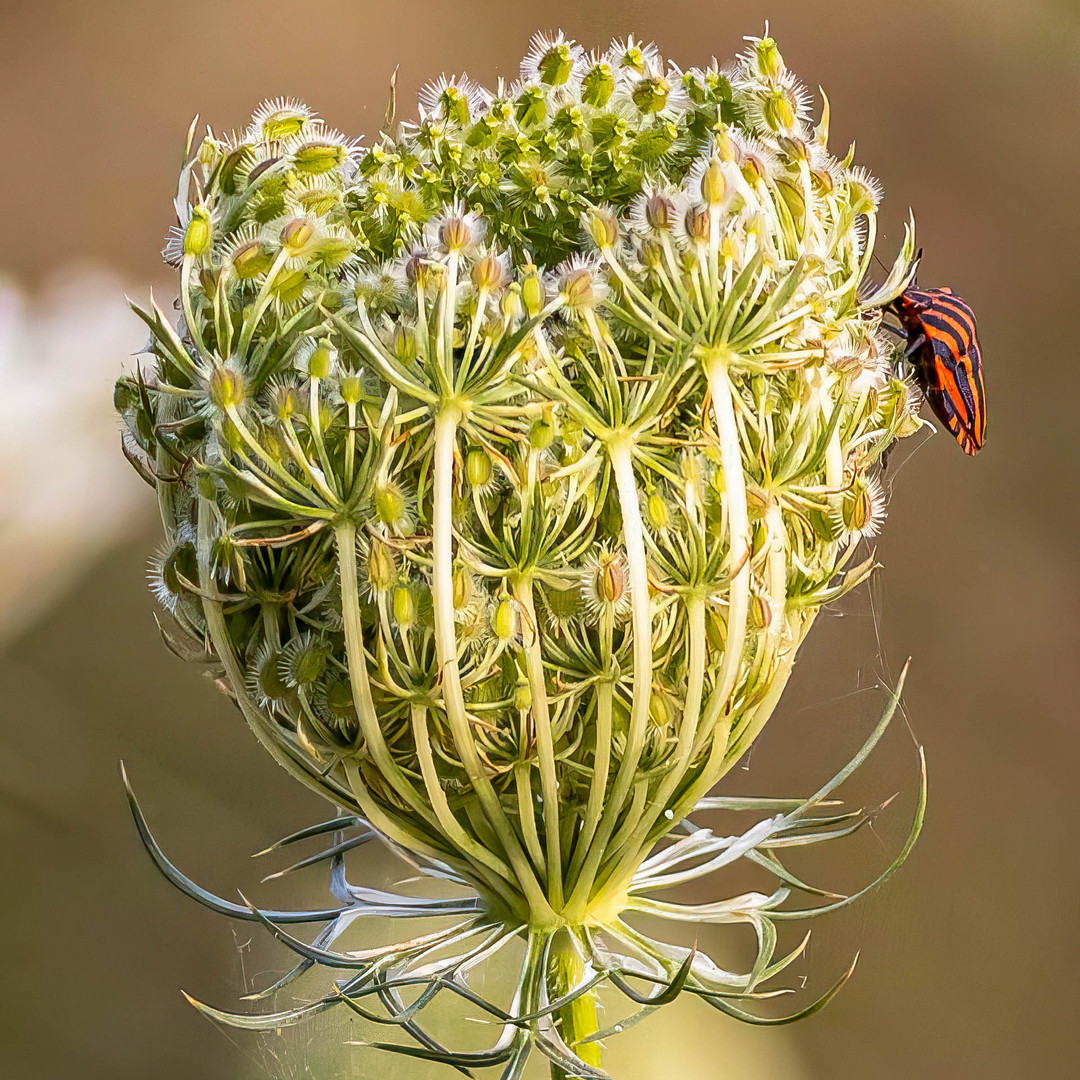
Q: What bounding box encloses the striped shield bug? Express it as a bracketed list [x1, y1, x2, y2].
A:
[891, 283, 986, 455]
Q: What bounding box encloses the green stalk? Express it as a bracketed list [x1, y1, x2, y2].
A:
[705, 351, 751, 712]
[604, 593, 707, 889]
[409, 703, 518, 884]
[514, 580, 564, 909]
[566, 437, 651, 918]
[431, 409, 556, 924]
[547, 931, 602, 1080]
[194, 497, 353, 807]
[335, 522, 442, 828]
[566, 613, 613, 887]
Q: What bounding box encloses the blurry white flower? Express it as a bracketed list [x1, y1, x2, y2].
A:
[0, 268, 147, 639]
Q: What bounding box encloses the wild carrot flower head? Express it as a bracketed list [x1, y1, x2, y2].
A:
[119, 28, 928, 1079]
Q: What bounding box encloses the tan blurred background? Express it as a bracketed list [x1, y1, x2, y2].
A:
[2, 1, 1078, 1077]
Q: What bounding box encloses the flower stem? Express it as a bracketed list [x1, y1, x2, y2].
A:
[547, 931, 602, 1080]
[431, 409, 556, 924]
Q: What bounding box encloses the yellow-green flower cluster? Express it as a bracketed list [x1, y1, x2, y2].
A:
[118, 30, 925, 1076]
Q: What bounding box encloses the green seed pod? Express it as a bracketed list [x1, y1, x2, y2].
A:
[763, 88, 796, 132]
[529, 418, 555, 451]
[282, 635, 328, 686]
[646, 491, 670, 530]
[584, 206, 618, 249]
[281, 217, 315, 253]
[339, 373, 362, 405]
[492, 596, 519, 641]
[256, 102, 308, 142]
[255, 650, 290, 701]
[293, 140, 348, 175]
[536, 41, 575, 86]
[466, 447, 494, 488]
[581, 62, 615, 107]
[648, 689, 673, 729]
[271, 268, 308, 305]
[631, 76, 670, 115]
[750, 593, 773, 631]
[706, 608, 727, 651]
[599, 557, 626, 605]
[522, 267, 545, 317]
[755, 37, 785, 79]
[307, 338, 333, 380]
[313, 234, 356, 270]
[367, 538, 396, 594]
[183, 207, 214, 258]
[684, 205, 711, 244]
[272, 383, 300, 422]
[324, 678, 355, 719]
[472, 253, 508, 292]
[699, 160, 726, 206]
[231, 239, 274, 280]
[452, 565, 474, 611]
[516, 86, 547, 127]
[513, 679, 532, 711]
[113, 380, 138, 414]
[392, 584, 417, 628]
[393, 325, 417, 363]
[375, 482, 408, 529]
[207, 366, 246, 410]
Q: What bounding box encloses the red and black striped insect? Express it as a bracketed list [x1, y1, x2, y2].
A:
[891, 283, 986, 455]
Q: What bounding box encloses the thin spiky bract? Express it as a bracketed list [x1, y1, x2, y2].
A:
[117, 29, 925, 1078]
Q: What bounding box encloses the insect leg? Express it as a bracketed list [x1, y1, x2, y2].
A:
[904, 333, 927, 358]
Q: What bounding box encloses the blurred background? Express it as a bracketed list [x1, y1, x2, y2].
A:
[2, 1, 1077, 1077]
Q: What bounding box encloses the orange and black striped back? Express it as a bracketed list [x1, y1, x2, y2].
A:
[895, 286, 986, 455]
